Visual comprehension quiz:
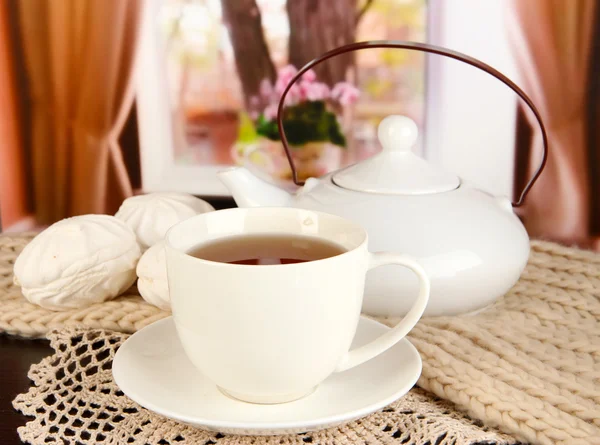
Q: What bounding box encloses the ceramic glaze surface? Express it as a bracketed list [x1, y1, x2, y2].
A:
[112, 317, 422, 435]
[293, 175, 530, 316]
[333, 116, 460, 195]
[218, 115, 531, 317]
[164, 208, 429, 403]
[218, 171, 529, 317]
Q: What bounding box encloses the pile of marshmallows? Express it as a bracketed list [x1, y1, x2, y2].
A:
[12, 193, 215, 311]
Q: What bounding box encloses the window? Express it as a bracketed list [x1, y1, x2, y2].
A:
[137, 0, 427, 195]
[137, 0, 516, 197]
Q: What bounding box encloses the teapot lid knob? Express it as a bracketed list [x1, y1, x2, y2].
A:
[332, 114, 460, 195]
[378, 115, 418, 153]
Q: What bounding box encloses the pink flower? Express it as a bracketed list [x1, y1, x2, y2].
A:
[274, 77, 287, 96]
[301, 69, 317, 82]
[339, 89, 359, 106]
[275, 77, 301, 105]
[274, 65, 305, 105]
[331, 82, 360, 106]
[259, 79, 274, 100]
[300, 80, 330, 101]
[277, 64, 298, 85]
[249, 95, 260, 108]
[284, 93, 299, 106]
[263, 103, 279, 121]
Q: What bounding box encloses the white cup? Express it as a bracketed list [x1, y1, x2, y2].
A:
[165, 207, 429, 404]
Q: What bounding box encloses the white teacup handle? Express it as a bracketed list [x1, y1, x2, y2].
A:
[335, 252, 430, 372]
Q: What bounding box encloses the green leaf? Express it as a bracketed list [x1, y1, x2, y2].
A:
[254, 100, 347, 148]
[327, 113, 347, 147]
[255, 114, 280, 141]
[236, 111, 258, 144]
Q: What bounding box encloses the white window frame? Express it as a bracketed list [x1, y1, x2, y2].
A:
[136, 0, 518, 198]
[425, 0, 518, 198]
[136, 0, 230, 196]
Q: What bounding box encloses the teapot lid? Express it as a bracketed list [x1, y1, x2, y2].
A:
[332, 115, 460, 195]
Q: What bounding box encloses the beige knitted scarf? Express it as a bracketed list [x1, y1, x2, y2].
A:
[2, 234, 599, 444]
[406, 240, 600, 445]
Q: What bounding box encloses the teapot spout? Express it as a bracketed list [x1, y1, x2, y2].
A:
[218, 167, 292, 208]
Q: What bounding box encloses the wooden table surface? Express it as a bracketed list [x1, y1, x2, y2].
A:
[0, 335, 52, 444]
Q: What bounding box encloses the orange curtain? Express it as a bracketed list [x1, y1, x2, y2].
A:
[506, 0, 596, 246]
[0, 2, 28, 229]
[15, 0, 144, 224]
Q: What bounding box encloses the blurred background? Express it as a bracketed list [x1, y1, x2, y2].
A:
[0, 0, 598, 249]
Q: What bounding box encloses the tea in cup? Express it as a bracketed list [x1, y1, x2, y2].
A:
[165, 207, 429, 404]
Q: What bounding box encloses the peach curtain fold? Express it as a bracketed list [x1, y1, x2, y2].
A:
[506, 0, 596, 246]
[0, 1, 27, 229]
[16, 0, 144, 223]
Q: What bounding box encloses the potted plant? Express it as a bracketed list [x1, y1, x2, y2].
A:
[231, 65, 359, 182]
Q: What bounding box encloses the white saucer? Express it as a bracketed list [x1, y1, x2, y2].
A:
[112, 316, 422, 436]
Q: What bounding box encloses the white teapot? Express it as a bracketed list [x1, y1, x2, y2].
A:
[219, 41, 548, 317]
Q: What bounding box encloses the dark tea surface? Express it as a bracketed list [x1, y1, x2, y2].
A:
[188, 234, 347, 265]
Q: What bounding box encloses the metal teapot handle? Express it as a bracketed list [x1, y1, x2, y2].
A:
[276, 40, 548, 207]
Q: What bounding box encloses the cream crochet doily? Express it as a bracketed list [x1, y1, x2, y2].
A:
[4, 233, 600, 444]
[12, 327, 517, 445]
